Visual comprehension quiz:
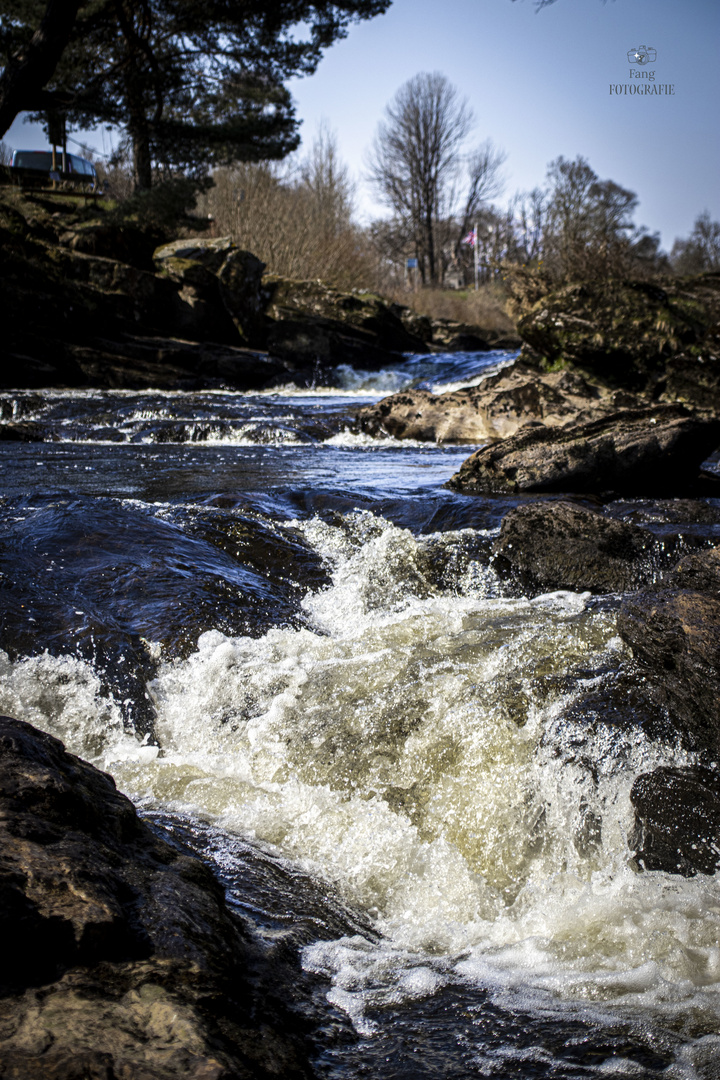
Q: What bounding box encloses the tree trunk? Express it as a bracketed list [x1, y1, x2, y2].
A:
[123, 69, 152, 190]
[425, 204, 436, 286]
[131, 127, 152, 190]
[0, 0, 82, 139]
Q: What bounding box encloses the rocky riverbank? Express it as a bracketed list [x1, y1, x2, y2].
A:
[0, 188, 516, 392]
[354, 271, 720, 442]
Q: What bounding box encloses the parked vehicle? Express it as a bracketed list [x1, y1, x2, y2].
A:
[9, 149, 99, 191]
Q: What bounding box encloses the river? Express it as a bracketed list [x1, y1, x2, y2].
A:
[1, 350, 719, 1079]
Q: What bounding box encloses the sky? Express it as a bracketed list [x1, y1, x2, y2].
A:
[4, 0, 718, 251]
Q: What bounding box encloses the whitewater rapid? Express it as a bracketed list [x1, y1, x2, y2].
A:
[3, 510, 718, 1062]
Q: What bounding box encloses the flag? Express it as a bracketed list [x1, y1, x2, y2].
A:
[462, 228, 477, 248]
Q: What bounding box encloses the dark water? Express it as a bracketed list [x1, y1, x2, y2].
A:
[2, 351, 720, 1079]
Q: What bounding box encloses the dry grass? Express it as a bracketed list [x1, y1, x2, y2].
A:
[391, 282, 516, 331]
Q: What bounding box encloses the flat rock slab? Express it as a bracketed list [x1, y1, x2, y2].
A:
[353, 363, 617, 444]
[0, 716, 315, 1080]
[448, 404, 720, 495]
[495, 500, 656, 594]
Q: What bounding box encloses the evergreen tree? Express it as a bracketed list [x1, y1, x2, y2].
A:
[0, 0, 391, 188]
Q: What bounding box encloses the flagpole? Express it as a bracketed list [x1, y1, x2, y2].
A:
[474, 222, 478, 291]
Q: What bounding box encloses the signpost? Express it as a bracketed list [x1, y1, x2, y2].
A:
[406, 257, 418, 291]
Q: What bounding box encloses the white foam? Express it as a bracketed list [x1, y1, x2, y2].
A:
[4, 510, 718, 1042]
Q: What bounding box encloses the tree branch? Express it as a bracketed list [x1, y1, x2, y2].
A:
[0, 0, 84, 139]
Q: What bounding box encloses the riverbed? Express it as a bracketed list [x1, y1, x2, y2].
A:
[1, 350, 719, 1079]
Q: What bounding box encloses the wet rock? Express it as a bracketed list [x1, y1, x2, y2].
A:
[65, 335, 294, 392]
[0, 716, 317, 1079]
[354, 362, 608, 443]
[603, 498, 720, 528]
[661, 545, 720, 594]
[617, 589, 720, 756]
[495, 501, 656, 594]
[0, 421, 48, 442]
[448, 404, 720, 495]
[630, 765, 720, 876]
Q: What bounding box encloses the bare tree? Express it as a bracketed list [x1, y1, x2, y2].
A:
[542, 155, 639, 279]
[511, 187, 547, 264]
[671, 211, 720, 275]
[369, 69, 498, 285]
[454, 139, 507, 259]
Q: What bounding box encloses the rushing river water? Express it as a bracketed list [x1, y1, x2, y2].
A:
[1, 350, 720, 1079]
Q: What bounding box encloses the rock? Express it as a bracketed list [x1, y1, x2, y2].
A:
[517, 276, 719, 391]
[494, 500, 656, 594]
[0, 716, 316, 1079]
[0, 422, 48, 442]
[426, 317, 491, 352]
[153, 235, 237, 273]
[662, 545, 720, 594]
[395, 306, 434, 345]
[8, 335, 303, 394]
[630, 765, 720, 876]
[260, 276, 429, 368]
[60, 223, 162, 271]
[354, 362, 608, 443]
[448, 404, 720, 495]
[664, 354, 720, 412]
[216, 249, 268, 343]
[0, 188, 512, 391]
[617, 589, 720, 756]
[155, 255, 239, 343]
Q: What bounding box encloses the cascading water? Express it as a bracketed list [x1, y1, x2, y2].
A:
[1, 352, 719, 1078]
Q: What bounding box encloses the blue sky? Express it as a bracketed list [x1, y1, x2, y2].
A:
[5, 0, 718, 250]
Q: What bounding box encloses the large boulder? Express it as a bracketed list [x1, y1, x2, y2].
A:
[618, 544, 720, 875]
[448, 404, 720, 495]
[260, 276, 430, 369]
[494, 500, 656, 594]
[630, 766, 720, 876]
[155, 254, 239, 343]
[353, 362, 629, 444]
[517, 275, 720, 394]
[217, 249, 268, 343]
[60, 222, 163, 271]
[153, 235, 237, 273]
[617, 586, 720, 756]
[0, 716, 317, 1079]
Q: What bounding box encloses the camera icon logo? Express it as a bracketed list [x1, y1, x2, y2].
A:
[627, 45, 657, 65]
